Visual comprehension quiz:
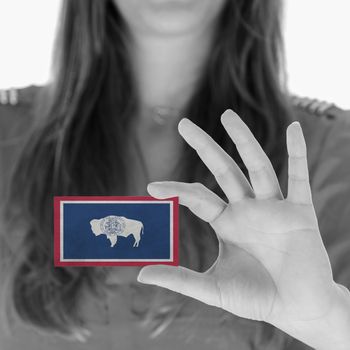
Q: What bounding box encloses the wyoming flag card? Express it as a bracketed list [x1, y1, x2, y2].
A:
[54, 196, 179, 266]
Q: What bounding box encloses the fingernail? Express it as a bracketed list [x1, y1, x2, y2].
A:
[147, 183, 162, 194]
[178, 118, 193, 134]
[137, 273, 145, 283]
[224, 109, 235, 115]
[148, 182, 163, 187]
[289, 121, 303, 134]
[178, 117, 190, 126]
[221, 109, 237, 122]
[137, 272, 151, 284]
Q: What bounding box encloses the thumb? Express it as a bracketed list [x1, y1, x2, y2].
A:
[137, 265, 220, 308]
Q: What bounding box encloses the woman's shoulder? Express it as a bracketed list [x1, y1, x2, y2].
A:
[0, 85, 44, 141]
[291, 95, 350, 123]
[291, 95, 350, 167]
[0, 85, 43, 109]
[292, 95, 350, 137]
[0, 85, 46, 205]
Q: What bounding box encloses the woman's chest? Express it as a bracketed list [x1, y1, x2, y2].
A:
[2, 295, 257, 350]
[127, 123, 184, 194]
[75, 286, 261, 350]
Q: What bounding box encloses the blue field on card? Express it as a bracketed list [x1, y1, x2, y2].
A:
[61, 202, 172, 260]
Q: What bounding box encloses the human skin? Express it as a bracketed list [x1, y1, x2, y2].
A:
[113, 0, 226, 37]
[108, 1, 350, 347]
[138, 109, 350, 350]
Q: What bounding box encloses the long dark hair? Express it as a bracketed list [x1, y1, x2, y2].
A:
[1, 0, 294, 347]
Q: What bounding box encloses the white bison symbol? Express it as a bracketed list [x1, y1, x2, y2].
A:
[90, 215, 144, 248]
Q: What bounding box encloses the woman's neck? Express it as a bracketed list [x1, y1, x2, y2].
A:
[127, 26, 217, 124]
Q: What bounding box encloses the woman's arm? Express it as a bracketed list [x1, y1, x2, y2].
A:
[137, 109, 350, 349]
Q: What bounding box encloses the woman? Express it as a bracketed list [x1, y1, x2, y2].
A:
[0, 0, 350, 349]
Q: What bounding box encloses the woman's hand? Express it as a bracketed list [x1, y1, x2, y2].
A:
[137, 109, 350, 349]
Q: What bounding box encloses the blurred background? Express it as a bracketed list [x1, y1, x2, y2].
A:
[0, 0, 349, 108]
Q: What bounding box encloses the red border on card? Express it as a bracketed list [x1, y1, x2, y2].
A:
[54, 196, 179, 267]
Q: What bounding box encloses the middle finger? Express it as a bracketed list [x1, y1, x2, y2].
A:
[220, 110, 283, 200]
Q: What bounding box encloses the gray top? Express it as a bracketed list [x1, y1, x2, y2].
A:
[0, 86, 350, 350]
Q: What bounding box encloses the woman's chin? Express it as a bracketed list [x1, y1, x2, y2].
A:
[141, 12, 206, 37]
[114, 0, 225, 38]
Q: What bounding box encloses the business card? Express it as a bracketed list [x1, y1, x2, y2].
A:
[54, 196, 179, 266]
